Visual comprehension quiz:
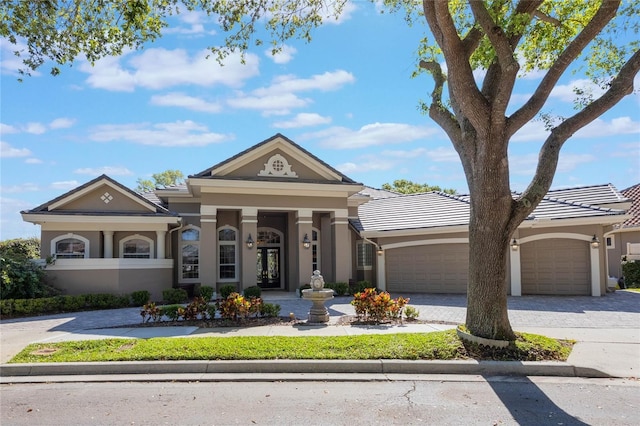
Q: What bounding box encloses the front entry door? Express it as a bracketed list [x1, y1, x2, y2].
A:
[257, 247, 281, 288]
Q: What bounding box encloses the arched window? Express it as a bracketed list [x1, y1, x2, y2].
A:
[120, 235, 153, 259]
[51, 234, 89, 259]
[218, 226, 238, 281]
[180, 226, 200, 281]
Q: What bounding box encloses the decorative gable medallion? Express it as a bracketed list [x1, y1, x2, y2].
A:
[258, 154, 298, 178]
[100, 192, 113, 204]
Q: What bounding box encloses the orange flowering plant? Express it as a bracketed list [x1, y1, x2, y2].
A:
[351, 288, 409, 323]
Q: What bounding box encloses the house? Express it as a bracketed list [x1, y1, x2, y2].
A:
[604, 183, 640, 280]
[21, 134, 632, 300]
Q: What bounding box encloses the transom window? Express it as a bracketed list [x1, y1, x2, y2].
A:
[218, 226, 238, 281]
[180, 226, 200, 281]
[257, 230, 281, 245]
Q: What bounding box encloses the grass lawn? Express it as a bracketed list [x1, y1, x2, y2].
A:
[10, 330, 573, 364]
[621, 288, 640, 293]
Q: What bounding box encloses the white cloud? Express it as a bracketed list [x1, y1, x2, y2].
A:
[575, 116, 640, 138]
[321, 2, 358, 25]
[512, 120, 550, 143]
[0, 123, 19, 134]
[89, 120, 232, 147]
[49, 117, 76, 129]
[0, 183, 40, 193]
[557, 153, 597, 172]
[550, 78, 606, 103]
[0, 37, 41, 77]
[81, 48, 259, 92]
[25, 158, 43, 164]
[74, 166, 133, 176]
[0, 141, 31, 158]
[228, 92, 311, 116]
[508, 151, 596, 176]
[25, 122, 46, 134]
[50, 181, 80, 190]
[307, 122, 437, 149]
[266, 45, 298, 64]
[0, 196, 41, 240]
[272, 113, 331, 129]
[254, 70, 355, 96]
[150, 92, 222, 113]
[425, 146, 460, 162]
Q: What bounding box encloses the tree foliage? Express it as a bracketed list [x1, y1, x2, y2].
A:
[382, 179, 457, 195]
[135, 169, 185, 193]
[0, 238, 46, 299]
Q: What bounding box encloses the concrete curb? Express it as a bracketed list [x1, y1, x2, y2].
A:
[0, 359, 611, 381]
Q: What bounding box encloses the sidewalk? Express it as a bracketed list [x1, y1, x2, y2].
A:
[1, 292, 639, 381]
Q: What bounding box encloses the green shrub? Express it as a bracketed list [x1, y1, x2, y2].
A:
[207, 304, 218, 319]
[243, 285, 262, 299]
[0, 299, 13, 316]
[622, 259, 640, 288]
[351, 280, 371, 295]
[259, 302, 281, 318]
[198, 285, 215, 301]
[59, 295, 85, 311]
[219, 284, 237, 299]
[162, 288, 188, 304]
[131, 290, 151, 306]
[325, 282, 349, 296]
[404, 305, 420, 320]
[298, 284, 311, 297]
[0, 237, 48, 300]
[86, 293, 130, 309]
[160, 304, 182, 321]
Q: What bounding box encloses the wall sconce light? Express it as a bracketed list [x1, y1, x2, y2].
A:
[377, 248, 384, 256]
[302, 234, 311, 249]
[246, 234, 254, 249]
[590, 235, 600, 249]
[510, 239, 519, 251]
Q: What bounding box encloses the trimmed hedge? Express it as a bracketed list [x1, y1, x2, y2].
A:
[0, 293, 131, 318]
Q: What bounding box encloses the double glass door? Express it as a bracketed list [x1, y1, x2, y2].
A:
[257, 247, 280, 288]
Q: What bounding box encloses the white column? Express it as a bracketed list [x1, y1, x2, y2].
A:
[156, 230, 166, 259]
[590, 245, 601, 297]
[376, 249, 386, 291]
[509, 247, 522, 296]
[103, 231, 114, 258]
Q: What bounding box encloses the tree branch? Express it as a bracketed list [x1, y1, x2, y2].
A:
[507, 0, 621, 137]
[423, 1, 490, 134]
[508, 47, 640, 231]
[420, 59, 460, 142]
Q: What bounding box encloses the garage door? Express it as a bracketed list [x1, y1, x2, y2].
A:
[520, 238, 590, 295]
[386, 244, 468, 293]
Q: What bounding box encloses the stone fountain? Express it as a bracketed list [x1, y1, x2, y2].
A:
[301, 270, 334, 323]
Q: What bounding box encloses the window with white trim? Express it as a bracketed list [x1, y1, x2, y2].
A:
[51, 234, 89, 259]
[218, 226, 238, 281]
[120, 235, 153, 259]
[180, 227, 200, 281]
[312, 228, 320, 272]
[606, 235, 615, 249]
[357, 241, 373, 270]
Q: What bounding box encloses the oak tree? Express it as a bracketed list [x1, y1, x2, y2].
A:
[3, 0, 639, 340]
[382, 179, 457, 195]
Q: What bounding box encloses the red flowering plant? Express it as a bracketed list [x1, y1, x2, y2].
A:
[218, 292, 263, 320]
[350, 288, 409, 323]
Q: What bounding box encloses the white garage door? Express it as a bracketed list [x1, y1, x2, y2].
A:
[520, 238, 590, 295]
[386, 244, 468, 293]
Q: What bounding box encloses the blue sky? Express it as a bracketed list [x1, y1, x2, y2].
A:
[1, 3, 639, 240]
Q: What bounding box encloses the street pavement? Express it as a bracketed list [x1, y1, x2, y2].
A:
[1, 291, 638, 380]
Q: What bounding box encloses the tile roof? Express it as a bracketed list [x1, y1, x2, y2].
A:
[357, 188, 628, 233]
[356, 186, 400, 200]
[621, 183, 640, 228]
[547, 183, 627, 206]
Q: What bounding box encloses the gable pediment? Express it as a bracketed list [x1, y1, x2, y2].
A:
[38, 175, 160, 214]
[191, 134, 355, 184]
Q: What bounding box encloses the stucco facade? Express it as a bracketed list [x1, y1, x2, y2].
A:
[22, 134, 633, 300]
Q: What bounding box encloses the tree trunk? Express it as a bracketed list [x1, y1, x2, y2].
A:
[463, 134, 517, 341]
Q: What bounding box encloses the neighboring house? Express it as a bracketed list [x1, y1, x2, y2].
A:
[604, 183, 640, 279]
[22, 134, 632, 300]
